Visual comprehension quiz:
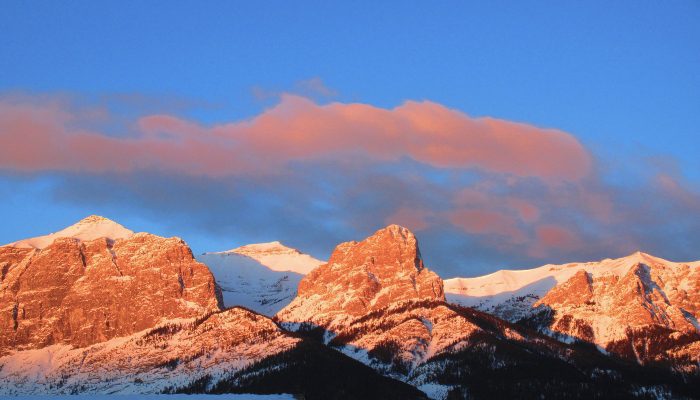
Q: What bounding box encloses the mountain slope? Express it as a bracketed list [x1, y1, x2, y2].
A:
[0, 307, 297, 395]
[0, 305, 424, 399]
[276, 227, 699, 399]
[197, 241, 323, 315]
[328, 299, 698, 399]
[445, 252, 700, 373]
[197, 252, 304, 315]
[224, 241, 323, 274]
[171, 337, 428, 400]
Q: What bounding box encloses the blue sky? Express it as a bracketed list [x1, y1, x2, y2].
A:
[1, 1, 699, 276]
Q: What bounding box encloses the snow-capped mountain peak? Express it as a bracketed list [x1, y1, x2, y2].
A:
[445, 250, 700, 368]
[197, 241, 324, 315]
[3, 214, 135, 249]
[444, 251, 698, 306]
[214, 240, 323, 274]
[232, 240, 298, 254]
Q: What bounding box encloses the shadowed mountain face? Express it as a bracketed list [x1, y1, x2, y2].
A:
[197, 251, 305, 316]
[196, 241, 323, 316]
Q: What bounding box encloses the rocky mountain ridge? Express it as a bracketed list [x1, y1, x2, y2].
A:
[277, 225, 444, 331]
[0, 216, 222, 354]
[273, 226, 699, 398]
[445, 251, 700, 374]
[0, 216, 698, 399]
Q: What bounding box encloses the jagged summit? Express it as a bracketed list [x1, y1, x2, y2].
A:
[379, 223, 414, 240]
[276, 224, 444, 330]
[4, 214, 135, 249]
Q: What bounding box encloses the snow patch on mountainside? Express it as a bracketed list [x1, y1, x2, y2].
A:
[3, 215, 134, 249]
[216, 241, 323, 274]
[198, 241, 322, 315]
[0, 308, 299, 395]
[197, 252, 304, 315]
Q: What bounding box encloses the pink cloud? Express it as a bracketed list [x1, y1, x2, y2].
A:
[507, 198, 540, 223]
[656, 173, 700, 211]
[452, 188, 540, 224]
[0, 94, 592, 181]
[529, 224, 582, 258]
[448, 209, 527, 244]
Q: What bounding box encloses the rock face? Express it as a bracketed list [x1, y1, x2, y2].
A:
[0, 216, 222, 354]
[446, 252, 700, 372]
[533, 254, 700, 370]
[276, 224, 444, 330]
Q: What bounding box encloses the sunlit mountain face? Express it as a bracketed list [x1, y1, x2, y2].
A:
[1, 218, 698, 398]
[2, 2, 699, 399]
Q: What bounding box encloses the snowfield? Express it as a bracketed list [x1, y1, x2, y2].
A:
[198, 241, 323, 315]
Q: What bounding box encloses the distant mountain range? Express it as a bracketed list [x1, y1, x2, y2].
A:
[0, 216, 698, 399]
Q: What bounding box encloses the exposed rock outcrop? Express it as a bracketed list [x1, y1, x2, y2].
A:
[277, 224, 444, 330]
[0, 216, 222, 354]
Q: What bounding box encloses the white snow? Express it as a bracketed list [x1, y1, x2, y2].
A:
[444, 251, 696, 319]
[214, 241, 323, 274]
[3, 215, 134, 249]
[197, 252, 310, 316]
[0, 309, 300, 396]
[198, 241, 324, 315]
[418, 383, 454, 400]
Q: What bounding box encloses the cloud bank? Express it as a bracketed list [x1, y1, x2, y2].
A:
[1, 92, 698, 276]
[0, 94, 591, 180]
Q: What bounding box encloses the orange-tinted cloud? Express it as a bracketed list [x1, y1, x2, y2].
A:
[507, 198, 540, 223]
[0, 94, 592, 180]
[448, 209, 527, 244]
[530, 224, 582, 258]
[655, 173, 700, 211]
[452, 188, 540, 224]
[4, 93, 699, 271]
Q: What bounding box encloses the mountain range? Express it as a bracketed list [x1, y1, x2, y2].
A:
[0, 216, 698, 399]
